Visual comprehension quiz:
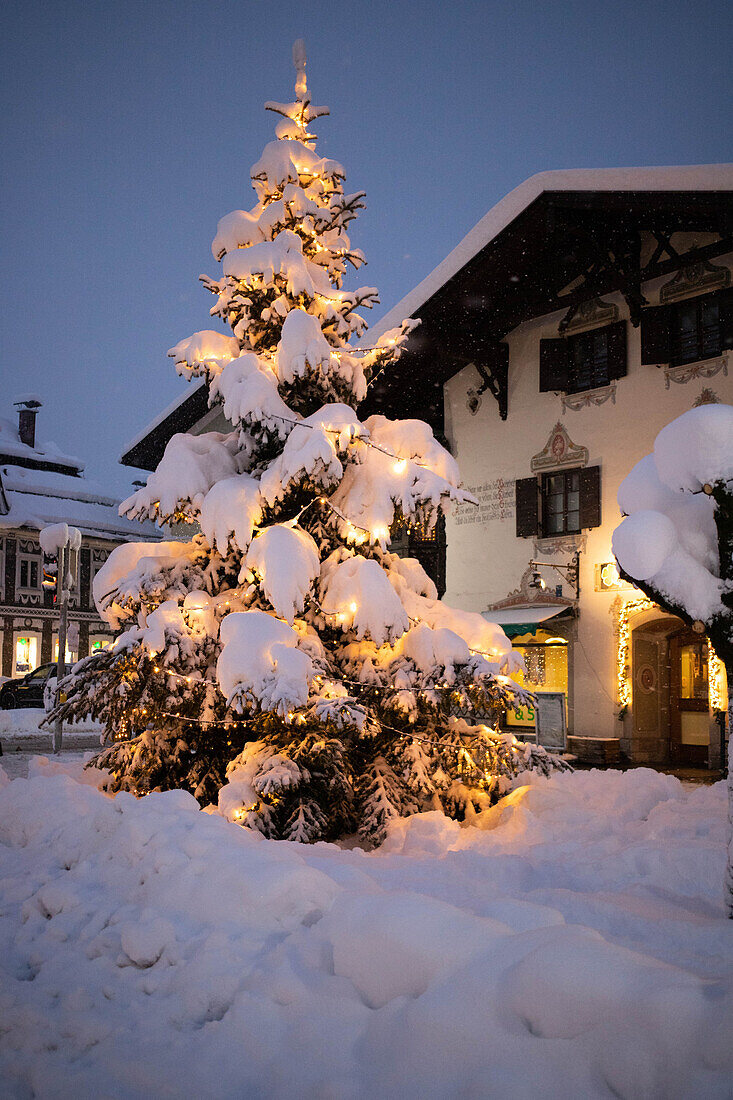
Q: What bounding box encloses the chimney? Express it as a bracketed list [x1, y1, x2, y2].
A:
[13, 397, 43, 450]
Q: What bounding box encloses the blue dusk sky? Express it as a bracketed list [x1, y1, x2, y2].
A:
[1, 0, 732, 495]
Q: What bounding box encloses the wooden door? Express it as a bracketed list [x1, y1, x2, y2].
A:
[669, 631, 709, 766]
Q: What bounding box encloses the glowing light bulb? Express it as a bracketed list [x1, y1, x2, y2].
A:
[349, 602, 357, 614]
[393, 459, 407, 474]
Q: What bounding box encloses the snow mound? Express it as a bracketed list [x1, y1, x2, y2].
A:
[199, 473, 262, 554]
[217, 610, 313, 715]
[654, 404, 733, 493]
[245, 524, 320, 622]
[321, 555, 410, 644]
[120, 432, 241, 523]
[167, 330, 239, 379]
[211, 207, 265, 261]
[0, 767, 730, 1098]
[209, 352, 294, 436]
[93, 539, 194, 626]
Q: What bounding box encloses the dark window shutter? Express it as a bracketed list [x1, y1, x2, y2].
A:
[606, 320, 628, 380]
[515, 477, 539, 537]
[718, 285, 733, 352]
[539, 339, 569, 392]
[640, 305, 671, 365]
[579, 466, 601, 529]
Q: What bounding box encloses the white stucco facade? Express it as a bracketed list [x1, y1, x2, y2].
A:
[442, 257, 732, 764]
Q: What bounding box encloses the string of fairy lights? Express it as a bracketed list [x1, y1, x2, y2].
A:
[110, 598, 511, 740]
[266, 408, 430, 471]
[615, 595, 726, 712]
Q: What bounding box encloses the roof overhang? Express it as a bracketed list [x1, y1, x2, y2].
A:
[360, 166, 733, 430]
[119, 166, 733, 467]
[120, 382, 209, 472]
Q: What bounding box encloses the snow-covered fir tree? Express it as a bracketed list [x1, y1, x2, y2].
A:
[52, 43, 566, 842]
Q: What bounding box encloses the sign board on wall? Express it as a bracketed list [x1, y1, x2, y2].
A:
[534, 692, 567, 751]
[453, 478, 515, 527]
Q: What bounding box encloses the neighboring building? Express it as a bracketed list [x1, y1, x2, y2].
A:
[0, 398, 158, 678]
[121, 165, 733, 770]
[363, 165, 733, 768]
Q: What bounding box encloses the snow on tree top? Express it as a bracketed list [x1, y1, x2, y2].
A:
[221, 230, 333, 299]
[211, 209, 265, 261]
[250, 141, 344, 194]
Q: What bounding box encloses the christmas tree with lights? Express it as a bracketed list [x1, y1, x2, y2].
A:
[52, 43, 564, 842]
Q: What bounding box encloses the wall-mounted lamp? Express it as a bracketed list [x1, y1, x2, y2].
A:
[528, 551, 580, 600]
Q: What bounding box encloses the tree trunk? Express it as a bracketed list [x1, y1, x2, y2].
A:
[721, 668, 726, 919]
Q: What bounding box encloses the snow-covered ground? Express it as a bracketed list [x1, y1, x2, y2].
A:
[0, 707, 102, 740]
[0, 762, 731, 1098]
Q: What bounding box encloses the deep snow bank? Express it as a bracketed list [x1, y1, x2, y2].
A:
[0, 763, 731, 1099]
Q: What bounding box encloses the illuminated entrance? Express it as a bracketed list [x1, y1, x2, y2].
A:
[14, 633, 39, 676]
[628, 611, 726, 767]
[507, 628, 569, 730]
[670, 631, 710, 765]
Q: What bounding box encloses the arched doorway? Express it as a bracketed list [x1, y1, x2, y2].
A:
[630, 613, 715, 767]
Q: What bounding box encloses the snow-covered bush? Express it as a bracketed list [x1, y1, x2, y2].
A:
[612, 403, 733, 914]
[50, 45, 565, 842]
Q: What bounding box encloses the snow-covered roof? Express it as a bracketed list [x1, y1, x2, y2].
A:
[0, 459, 158, 541]
[121, 165, 733, 464]
[0, 463, 158, 542]
[120, 383, 207, 461]
[0, 414, 83, 472]
[367, 164, 733, 343]
[0, 405, 159, 543]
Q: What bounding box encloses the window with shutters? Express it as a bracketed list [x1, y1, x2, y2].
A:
[641, 287, 733, 366]
[542, 469, 580, 534]
[670, 294, 722, 365]
[515, 466, 601, 538]
[567, 328, 610, 392]
[539, 321, 626, 395]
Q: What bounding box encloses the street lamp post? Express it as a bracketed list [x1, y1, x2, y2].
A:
[39, 523, 81, 754]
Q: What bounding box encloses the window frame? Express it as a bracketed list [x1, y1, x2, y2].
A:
[669, 293, 723, 367]
[540, 468, 581, 537]
[566, 327, 611, 394]
[16, 552, 41, 594]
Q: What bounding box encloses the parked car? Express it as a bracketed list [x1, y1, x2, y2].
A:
[0, 663, 68, 709]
